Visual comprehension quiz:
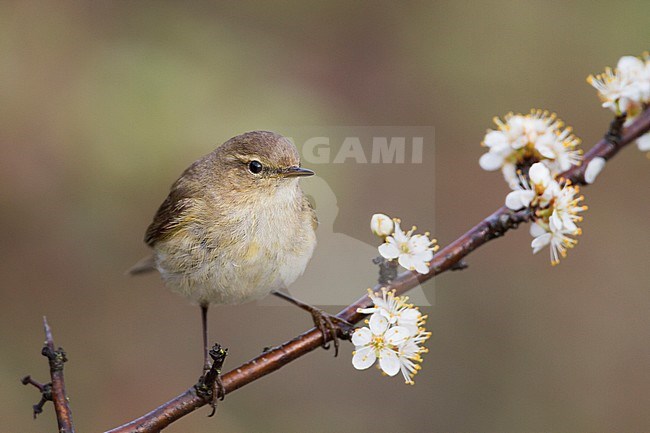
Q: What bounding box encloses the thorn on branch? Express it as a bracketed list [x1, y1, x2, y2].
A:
[21, 375, 53, 418]
[195, 343, 228, 417]
[21, 375, 46, 391]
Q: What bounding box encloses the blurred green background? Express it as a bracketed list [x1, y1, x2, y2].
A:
[2, 1, 649, 432]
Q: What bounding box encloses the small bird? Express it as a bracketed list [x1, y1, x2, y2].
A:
[130, 131, 344, 374]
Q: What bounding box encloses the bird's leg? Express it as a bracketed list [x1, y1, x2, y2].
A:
[201, 302, 210, 372]
[199, 303, 225, 411]
[271, 290, 354, 357]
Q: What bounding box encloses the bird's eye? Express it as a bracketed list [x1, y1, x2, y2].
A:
[248, 160, 263, 174]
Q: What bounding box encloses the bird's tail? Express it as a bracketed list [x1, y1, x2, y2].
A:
[126, 255, 157, 275]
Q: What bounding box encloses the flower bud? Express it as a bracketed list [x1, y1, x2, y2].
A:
[584, 157, 606, 184]
[370, 213, 394, 237]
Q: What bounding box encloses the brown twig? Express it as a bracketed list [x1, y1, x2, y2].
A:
[28, 317, 75, 433]
[102, 107, 650, 433]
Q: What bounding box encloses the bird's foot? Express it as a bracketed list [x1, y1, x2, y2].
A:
[271, 290, 354, 356]
[309, 307, 354, 357]
[196, 343, 228, 417]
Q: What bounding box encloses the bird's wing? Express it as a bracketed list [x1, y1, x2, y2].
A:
[144, 186, 196, 247]
[130, 183, 203, 275]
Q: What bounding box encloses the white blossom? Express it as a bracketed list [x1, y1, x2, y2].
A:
[479, 110, 582, 185]
[536, 127, 582, 173]
[530, 221, 579, 266]
[395, 328, 431, 384]
[617, 55, 650, 101]
[505, 182, 535, 211]
[357, 288, 422, 336]
[549, 182, 587, 233]
[505, 163, 558, 211]
[353, 289, 431, 384]
[502, 162, 586, 265]
[519, 178, 585, 265]
[588, 67, 639, 115]
[588, 52, 650, 152]
[378, 221, 437, 274]
[351, 313, 410, 375]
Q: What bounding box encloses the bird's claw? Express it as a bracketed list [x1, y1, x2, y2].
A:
[309, 308, 354, 357]
[270, 291, 354, 357]
[196, 343, 228, 417]
[207, 375, 225, 417]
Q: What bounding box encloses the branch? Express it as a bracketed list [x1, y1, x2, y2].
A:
[43, 317, 75, 432]
[103, 107, 650, 433]
[23, 317, 76, 432]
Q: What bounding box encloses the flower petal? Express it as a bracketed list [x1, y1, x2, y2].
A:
[479, 152, 504, 171]
[401, 323, 420, 337]
[409, 234, 431, 252]
[369, 312, 389, 335]
[561, 214, 577, 232]
[549, 212, 563, 232]
[503, 164, 519, 189]
[413, 260, 430, 274]
[483, 130, 507, 149]
[379, 308, 395, 323]
[399, 308, 421, 323]
[412, 249, 434, 263]
[505, 190, 534, 210]
[535, 133, 557, 159]
[530, 221, 547, 237]
[352, 346, 376, 370]
[378, 242, 400, 260]
[398, 253, 416, 271]
[385, 325, 411, 346]
[392, 222, 409, 243]
[379, 349, 401, 376]
[352, 327, 372, 346]
[617, 56, 645, 75]
[529, 162, 551, 185]
[531, 232, 551, 254]
[399, 339, 420, 358]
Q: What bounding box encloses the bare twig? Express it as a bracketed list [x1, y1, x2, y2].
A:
[25, 317, 76, 432]
[102, 107, 650, 433]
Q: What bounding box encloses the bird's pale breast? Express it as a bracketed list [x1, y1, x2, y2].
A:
[153, 182, 316, 305]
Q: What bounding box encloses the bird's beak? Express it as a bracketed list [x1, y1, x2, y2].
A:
[281, 166, 315, 177]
